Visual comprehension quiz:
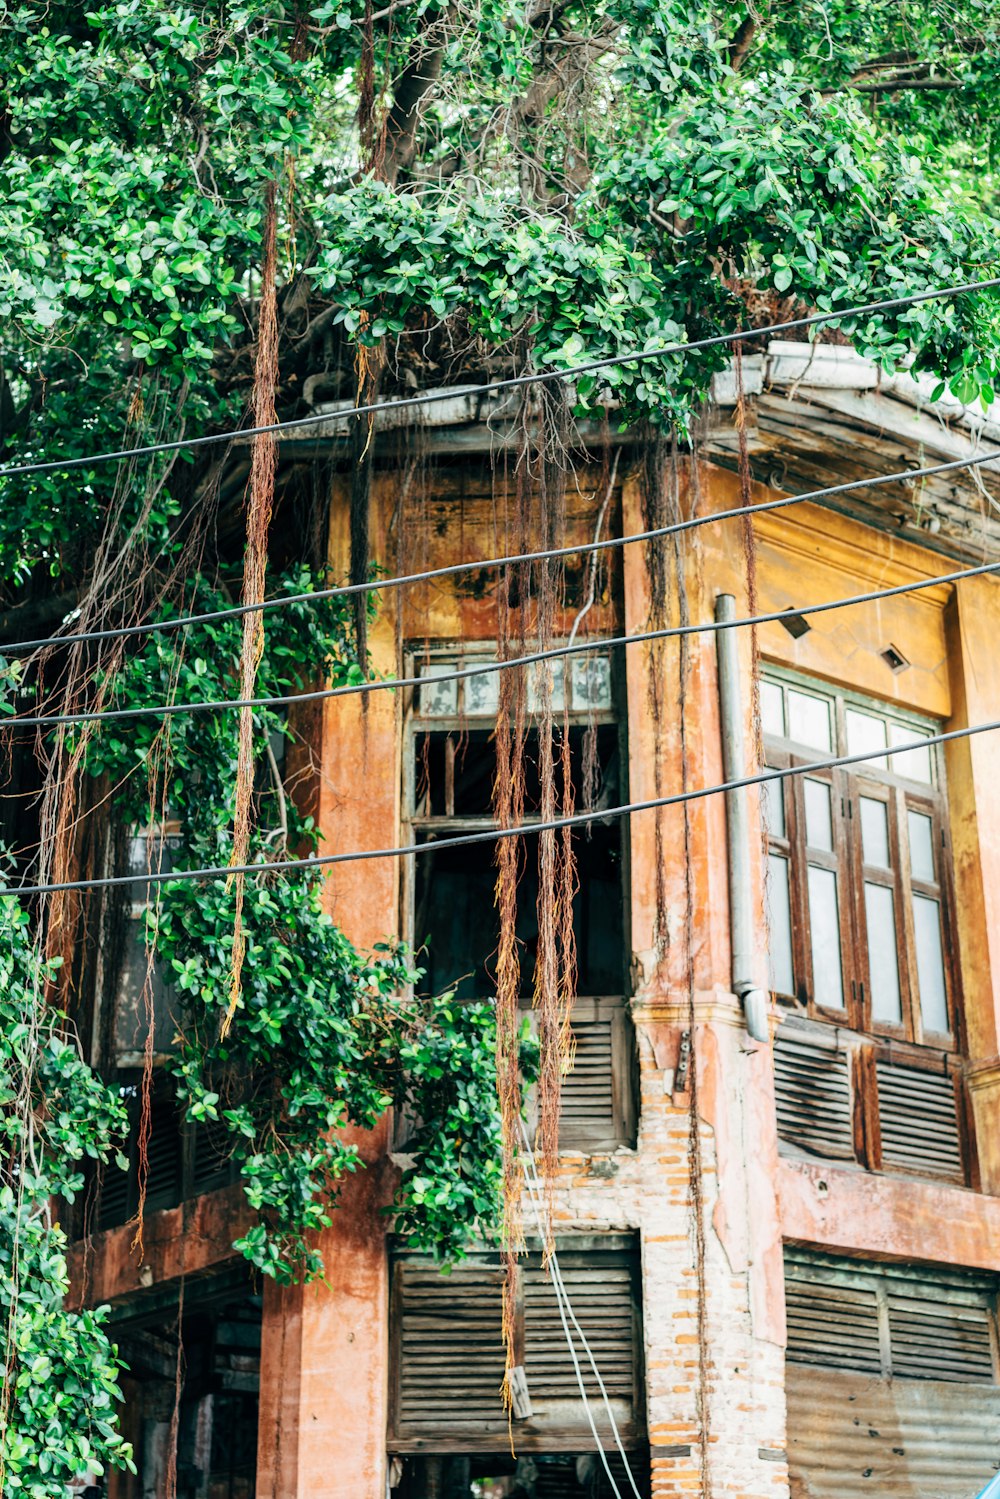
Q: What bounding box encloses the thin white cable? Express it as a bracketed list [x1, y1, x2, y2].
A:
[517, 1151, 623, 1499]
[519, 1119, 643, 1498]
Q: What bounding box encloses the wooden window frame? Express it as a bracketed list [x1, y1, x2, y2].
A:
[784, 1246, 1000, 1383]
[763, 671, 962, 1054]
[387, 1233, 645, 1455]
[400, 646, 635, 1153]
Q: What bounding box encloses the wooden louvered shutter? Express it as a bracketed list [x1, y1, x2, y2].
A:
[886, 1291, 994, 1382]
[874, 1059, 964, 1184]
[391, 1256, 509, 1449]
[389, 1237, 642, 1454]
[144, 1095, 184, 1212]
[785, 1249, 1000, 1499]
[190, 1115, 236, 1196]
[773, 1021, 854, 1161]
[97, 1155, 131, 1231]
[522, 1245, 642, 1443]
[559, 999, 634, 1152]
[784, 1255, 882, 1374]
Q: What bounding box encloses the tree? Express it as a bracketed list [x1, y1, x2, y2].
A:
[0, 3, 998, 1491]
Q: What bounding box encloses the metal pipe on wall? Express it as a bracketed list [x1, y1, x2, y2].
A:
[715, 592, 769, 1042]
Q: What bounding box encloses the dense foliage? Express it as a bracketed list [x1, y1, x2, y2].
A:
[0, 896, 134, 1494]
[83, 572, 536, 1281]
[3, 1, 1000, 592]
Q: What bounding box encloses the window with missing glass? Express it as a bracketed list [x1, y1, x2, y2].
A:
[761, 669, 973, 1186]
[403, 647, 635, 1152]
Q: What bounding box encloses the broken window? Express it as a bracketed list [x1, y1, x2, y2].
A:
[83, 821, 240, 1233]
[762, 670, 971, 1184]
[94, 1073, 237, 1232]
[100, 824, 184, 1070]
[101, 1268, 260, 1499]
[404, 650, 634, 1151]
[784, 1247, 1000, 1498]
[387, 1235, 647, 1496]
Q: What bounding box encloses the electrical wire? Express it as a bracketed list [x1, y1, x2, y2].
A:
[2, 274, 998, 484]
[5, 552, 998, 731]
[5, 717, 998, 898]
[517, 1152, 624, 1499]
[5, 443, 1000, 659]
[519, 1117, 643, 1499]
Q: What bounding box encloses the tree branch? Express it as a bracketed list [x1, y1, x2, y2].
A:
[382, 7, 454, 185]
[727, 15, 758, 73]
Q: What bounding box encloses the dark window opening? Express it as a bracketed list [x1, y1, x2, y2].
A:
[406, 711, 634, 1150]
[412, 726, 625, 1002]
[392, 1450, 651, 1498]
[105, 1270, 259, 1499]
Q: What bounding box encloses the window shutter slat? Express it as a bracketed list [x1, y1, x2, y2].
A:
[395, 1261, 507, 1438]
[560, 1020, 615, 1134]
[784, 1274, 882, 1374]
[886, 1295, 994, 1383]
[875, 1061, 964, 1183]
[390, 1240, 642, 1452]
[773, 1024, 854, 1160]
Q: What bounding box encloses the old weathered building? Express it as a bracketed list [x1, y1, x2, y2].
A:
[69, 345, 1000, 1498]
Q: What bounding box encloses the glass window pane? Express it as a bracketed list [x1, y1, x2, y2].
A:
[908, 811, 936, 884]
[420, 663, 457, 716]
[571, 654, 612, 711]
[860, 797, 890, 868]
[766, 854, 794, 995]
[761, 679, 785, 738]
[807, 865, 844, 1009]
[889, 720, 933, 783]
[913, 894, 950, 1034]
[464, 660, 499, 716]
[528, 660, 565, 713]
[865, 883, 902, 1024]
[804, 779, 833, 852]
[788, 689, 832, 752]
[760, 777, 785, 839]
[846, 708, 888, 770]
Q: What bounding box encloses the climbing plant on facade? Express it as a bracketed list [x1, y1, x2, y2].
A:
[80, 571, 537, 1282]
[0, 894, 134, 1496]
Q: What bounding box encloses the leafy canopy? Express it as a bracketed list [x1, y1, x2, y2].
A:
[2, 1, 1000, 592]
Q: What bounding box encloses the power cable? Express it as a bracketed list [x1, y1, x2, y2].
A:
[5, 553, 998, 731]
[5, 717, 997, 898]
[5, 444, 1000, 659]
[2, 274, 998, 484]
[519, 1118, 643, 1499]
[517, 1151, 624, 1499]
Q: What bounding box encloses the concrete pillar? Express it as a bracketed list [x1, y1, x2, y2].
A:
[256, 475, 401, 1498]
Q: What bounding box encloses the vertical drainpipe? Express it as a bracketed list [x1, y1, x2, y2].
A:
[715, 592, 769, 1043]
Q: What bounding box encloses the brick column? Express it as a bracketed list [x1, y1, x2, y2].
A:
[620, 470, 788, 1499]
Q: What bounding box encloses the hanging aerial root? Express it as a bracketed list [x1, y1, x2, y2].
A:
[222, 178, 279, 1040]
[641, 434, 672, 961]
[733, 340, 762, 769]
[493, 604, 526, 1415]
